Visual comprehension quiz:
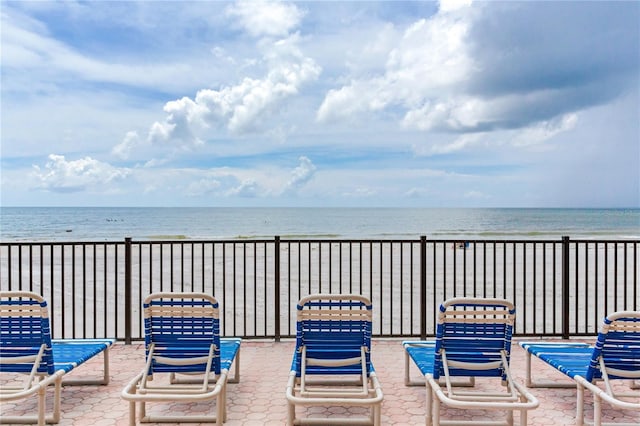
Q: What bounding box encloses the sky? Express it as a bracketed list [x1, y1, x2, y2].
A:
[1, 0, 639, 208]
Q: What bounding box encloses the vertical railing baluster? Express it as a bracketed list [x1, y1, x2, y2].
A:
[28, 245, 33, 293]
[124, 237, 132, 344]
[102, 243, 107, 338]
[542, 242, 547, 335]
[93, 244, 97, 338]
[585, 242, 589, 331]
[634, 241, 638, 311]
[274, 236, 281, 342]
[605, 242, 609, 313]
[82, 244, 86, 338]
[522, 242, 527, 335]
[594, 242, 599, 328]
[623, 242, 628, 310]
[574, 240, 579, 334]
[562, 236, 570, 340]
[420, 236, 427, 340]
[552, 242, 557, 334]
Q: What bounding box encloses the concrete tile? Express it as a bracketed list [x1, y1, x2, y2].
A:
[1, 339, 639, 425]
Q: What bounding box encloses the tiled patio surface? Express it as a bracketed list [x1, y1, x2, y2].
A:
[2, 339, 639, 425]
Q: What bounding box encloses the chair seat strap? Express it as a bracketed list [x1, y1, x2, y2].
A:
[604, 366, 640, 379]
[447, 359, 503, 371]
[154, 355, 213, 366]
[306, 356, 362, 367]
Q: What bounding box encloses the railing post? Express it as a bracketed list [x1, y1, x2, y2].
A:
[274, 236, 281, 342]
[420, 235, 427, 340]
[124, 237, 132, 345]
[562, 236, 570, 340]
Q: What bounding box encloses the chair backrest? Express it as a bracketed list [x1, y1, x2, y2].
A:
[144, 292, 221, 375]
[433, 297, 515, 380]
[0, 291, 55, 375]
[587, 311, 640, 382]
[294, 294, 373, 377]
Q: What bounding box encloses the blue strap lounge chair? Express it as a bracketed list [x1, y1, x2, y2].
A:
[285, 294, 384, 426]
[403, 297, 538, 426]
[121, 292, 241, 425]
[520, 311, 640, 426]
[0, 291, 113, 426]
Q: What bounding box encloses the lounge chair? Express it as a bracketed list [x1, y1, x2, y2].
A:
[285, 294, 384, 426]
[121, 292, 241, 425]
[403, 297, 539, 426]
[0, 291, 113, 425]
[520, 311, 640, 426]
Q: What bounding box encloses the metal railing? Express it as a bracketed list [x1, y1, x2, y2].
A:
[1, 237, 637, 342]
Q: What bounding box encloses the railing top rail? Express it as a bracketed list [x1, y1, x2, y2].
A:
[3, 237, 638, 247]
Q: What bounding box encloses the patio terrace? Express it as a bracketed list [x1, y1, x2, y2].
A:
[2, 339, 639, 425]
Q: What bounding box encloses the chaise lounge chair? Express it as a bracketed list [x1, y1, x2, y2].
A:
[520, 311, 640, 426]
[285, 294, 384, 426]
[0, 291, 113, 426]
[403, 297, 539, 426]
[121, 292, 241, 425]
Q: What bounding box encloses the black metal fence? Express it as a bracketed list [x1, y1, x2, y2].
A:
[0, 237, 637, 342]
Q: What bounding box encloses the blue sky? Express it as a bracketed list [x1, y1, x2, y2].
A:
[1, 0, 639, 208]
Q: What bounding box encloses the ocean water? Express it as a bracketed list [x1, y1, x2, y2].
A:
[0, 207, 638, 242]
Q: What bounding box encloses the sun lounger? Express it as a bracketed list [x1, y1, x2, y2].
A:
[285, 294, 384, 426]
[0, 291, 113, 425]
[121, 292, 241, 425]
[404, 297, 538, 426]
[520, 311, 640, 425]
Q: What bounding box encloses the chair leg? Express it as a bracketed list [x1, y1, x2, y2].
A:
[593, 394, 602, 426]
[519, 408, 526, 426]
[425, 380, 433, 426]
[287, 400, 295, 426]
[216, 393, 223, 426]
[222, 384, 227, 422]
[52, 374, 62, 424]
[576, 384, 584, 426]
[128, 401, 136, 426]
[374, 402, 381, 426]
[140, 400, 147, 422]
[432, 394, 440, 426]
[37, 385, 46, 426]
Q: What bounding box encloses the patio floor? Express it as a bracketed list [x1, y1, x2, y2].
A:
[2, 339, 639, 425]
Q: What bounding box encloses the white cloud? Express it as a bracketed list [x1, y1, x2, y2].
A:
[112, 131, 141, 160]
[282, 156, 316, 193]
[143, 49, 320, 142]
[439, 0, 473, 13]
[185, 178, 221, 197]
[32, 154, 129, 193]
[402, 97, 484, 132]
[424, 133, 484, 155]
[226, 0, 305, 38]
[417, 112, 578, 156]
[123, 3, 321, 157]
[512, 114, 578, 147]
[317, 7, 473, 124]
[226, 179, 260, 197]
